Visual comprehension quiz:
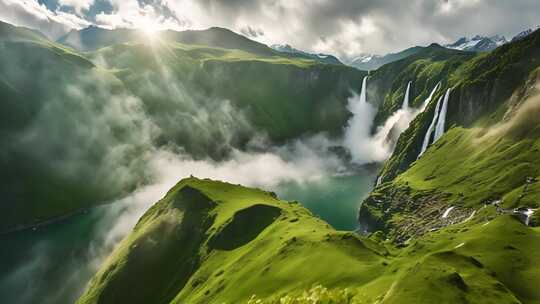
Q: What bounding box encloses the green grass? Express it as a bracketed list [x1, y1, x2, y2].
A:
[0, 22, 365, 232]
[377, 29, 540, 182]
[78, 178, 540, 304]
[77, 178, 387, 304]
[395, 127, 540, 209]
[92, 40, 366, 147]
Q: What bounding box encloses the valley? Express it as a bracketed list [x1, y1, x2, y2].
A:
[0, 5, 540, 304]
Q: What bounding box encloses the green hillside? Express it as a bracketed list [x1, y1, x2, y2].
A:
[376, 29, 540, 183]
[78, 178, 540, 304]
[360, 29, 540, 241]
[92, 40, 365, 151]
[58, 26, 278, 56]
[368, 44, 474, 130]
[0, 22, 365, 233]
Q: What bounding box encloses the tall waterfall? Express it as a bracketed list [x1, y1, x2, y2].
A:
[434, 88, 451, 142]
[420, 82, 441, 112]
[418, 95, 443, 158]
[402, 81, 412, 110]
[360, 76, 368, 105]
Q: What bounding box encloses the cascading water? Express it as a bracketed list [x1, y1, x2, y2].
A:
[434, 88, 451, 142]
[360, 76, 368, 105]
[402, 81, 412, 110]
[418, 95, 443, 158]
[419, 82, 441, 112]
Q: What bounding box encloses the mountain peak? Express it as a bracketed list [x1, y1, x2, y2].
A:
[511, 26, 540, 42]
[270, 43, 342, 65]
[445, 34, 507, 52]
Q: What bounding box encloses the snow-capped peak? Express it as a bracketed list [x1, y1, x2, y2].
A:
[511, 26, 540, 42]
[350, 54, 380, 64]
[270, 44, 342, 65]
[445, 34, 507, 52]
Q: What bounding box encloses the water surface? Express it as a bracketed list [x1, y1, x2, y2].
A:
[0, 168, 377, 303]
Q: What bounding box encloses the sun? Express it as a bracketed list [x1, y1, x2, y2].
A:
[143, 27, 158, 37]
[140, 19, 160, 38]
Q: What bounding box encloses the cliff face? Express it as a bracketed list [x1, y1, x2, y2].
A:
[359, 29, 540, 242]
[376, 29, 540, 184]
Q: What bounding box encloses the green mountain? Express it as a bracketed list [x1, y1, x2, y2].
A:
[4, 18, 540, 304]
[77, 177, 539, 304]
[78, 27, 540, 304]
[0, 21, 365, 233]
[349, 46, 424, 71]
[367, 43, 475, 129]
[58, 26, 278, 56]
[359, 28, 540, 260]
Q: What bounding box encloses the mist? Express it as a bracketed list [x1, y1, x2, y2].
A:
[343, 79, 422, 164]
[0, 38, 372, 304]
[482, 81, 540, 139]
[0, 48, 352, 303]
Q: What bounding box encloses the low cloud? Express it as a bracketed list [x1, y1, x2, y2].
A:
[482, 81, 540, 139]
[240, 26, 264, 38]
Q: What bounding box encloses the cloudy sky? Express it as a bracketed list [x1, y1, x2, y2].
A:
[1, 0, 539, 59]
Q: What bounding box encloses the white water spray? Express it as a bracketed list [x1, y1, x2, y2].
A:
[420, 82, 441, 112]
[418, 95, 443, 158]
[344, 79, 435, 165]
[360, 76, 368, 104]
[376, 175, 383, 186]
[434, 88, 451, 142]
[442, 206, 455, 218]
[402, 81, 412, 110]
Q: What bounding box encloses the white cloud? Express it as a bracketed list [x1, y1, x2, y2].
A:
[0, 0, 90, 38]
[95, 1, 183, 31]
[58, 0, 94, 14]
[2, 0, 540, 59]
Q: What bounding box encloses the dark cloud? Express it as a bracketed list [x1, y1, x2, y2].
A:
[2, 0, 540, 58]
[240, 25, 264, 38]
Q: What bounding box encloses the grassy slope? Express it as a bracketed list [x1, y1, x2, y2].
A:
[76, 178, 387, 304]
[396, 125, 540, 210]
[0, 22, 365, 232]
[369, 30, 540, 210]
[92, 40, 366, 149]
[353, 30, 540, 303]
[0, 23, 131, 231]
[78, 178, 540, 304]
[377, 29, 540, 183]
[361, 31, 540, 237]
[369, 45, 474, 129]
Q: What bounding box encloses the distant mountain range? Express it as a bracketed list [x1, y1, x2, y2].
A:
[347, 46, 424, 71]
[511, 25, 540, 42]
[444, 34, 507, 52]
[270, 44, 342, 65]
[347, 26, 539, 71]
[58, 26, 345, 66]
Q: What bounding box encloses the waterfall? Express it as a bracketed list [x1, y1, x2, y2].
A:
[420, 82, 441, 112]
[376, 175, 383, 187]
[418, 95, 443, 158]
[360, 76, 367, 105]
[433, 88, 451, 142]
[402, 81, 412, 110]
[442, 206, 455, 218]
